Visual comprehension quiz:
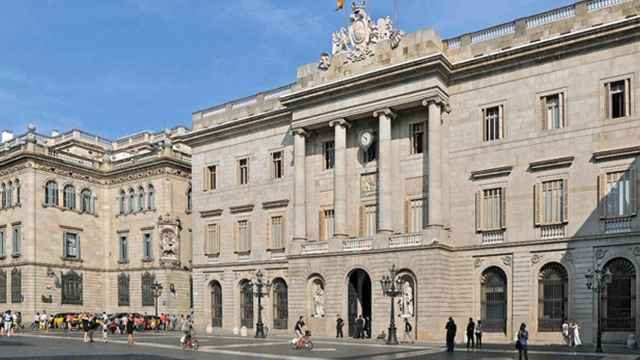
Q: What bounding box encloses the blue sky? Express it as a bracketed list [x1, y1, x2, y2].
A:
[0, 0, 572, 139]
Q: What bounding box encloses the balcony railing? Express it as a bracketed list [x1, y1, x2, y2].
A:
[587, 0, 630, 12]
[301, 242, 328, 255]
[526, 5, 576, 29]
[481, 230, 505, 245]
[540, 224, 565, 240]
[604, 217, 632, 234]
[342, 237, 373, 251]
[389, 233, 422, 248]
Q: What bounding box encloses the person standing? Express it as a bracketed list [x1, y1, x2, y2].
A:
[336, 314, 344, 338]
[475, 320, 482, 349]
[126, 314, 135, 345]
[561, 319, 570, 347]
[32, 312, 40, 330]
[466, 318, 475, 349]
[402, 318, 414, 344]
[356, 315, 365, 339]
[39, 311, 48, 330]
[102, 313, 110, 343]
[81, 313, 90, 343]
[516, 323, 529, 360]
[571, 322, 582, 347]
[294, 316, 305, 338]
[4, 311, 13, 337]
[445, 317, 457, 352]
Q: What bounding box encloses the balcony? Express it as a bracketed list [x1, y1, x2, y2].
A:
[342, 237, 373, 252]
[481, 230, 504, 245]
[604, 217, 632, 234]
[540, 224, 565, 240]
[389, 233, 422, 248]
[301, 242, 328, 255]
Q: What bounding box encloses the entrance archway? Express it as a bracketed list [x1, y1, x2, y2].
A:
[210, 281, 222, 328]
[347, 269, 372, 338]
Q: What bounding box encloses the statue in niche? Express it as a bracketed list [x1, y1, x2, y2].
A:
[311, 280, 325, 318]
[160, 229, 178, 260]
[398, 279, 414, 318]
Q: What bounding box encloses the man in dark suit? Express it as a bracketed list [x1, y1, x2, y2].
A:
[356, 315, 364, 339]
[336, 314, 344, 338]
[445, 317, 457, 352]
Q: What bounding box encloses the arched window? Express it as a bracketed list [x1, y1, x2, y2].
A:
[187, 186, 192, 213]
[118, 190, 126, 215]
[141, 272, 155, 306]
[210, 281, 223, 328]
[137, 186, 145, 212]
[63, 185, 76, 210]
[538, 263, 568, 332]
[147, 184, 156, 210]
[45, 181, 58, 206]
[481, 267, 507, 333]
[118, 273, 130, 306]
[61, 270, 83, 305]
[14, 180, 20, 205]
[11, 268, 22, 303]
[1, 183, 6, 209]
[240, 280, 254, 328]
[272, 278, 288, 329]
[6, 181, 12, 207]
[127, 188, 135, 214]
[81, 189, 93, 214]
[603, 258, 636, 331]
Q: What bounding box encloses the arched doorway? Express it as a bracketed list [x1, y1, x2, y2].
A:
[272, 278, 288, 330]
[538, 262, 568, 332]
[210, 281, 222, 328]
[240, 280, 254, 328]
[603, 258, 636, 332]
[347, 269, 371, 338]
[481, 267, 507, 333]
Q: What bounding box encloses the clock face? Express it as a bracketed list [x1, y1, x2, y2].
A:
[360, 132, 373, 147]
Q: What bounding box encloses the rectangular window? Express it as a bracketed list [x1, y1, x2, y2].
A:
[236, 220, 251, 253]
[272, 151, 284, 179]
[63, 232, 79, 259]
[410, 123, 425, 154]
[606, 171, 634, 217]
[542, 180, 565, 224]
[542, 94, 564, 130]
[270, 216, 284, 249]
[238, 158, 249, 185]
[11, 226, 20, 257]
[119, 235, 128, 263]
[482, 188, 503, 230]
[205, 223, 220, 255]
[320, 209, 335, 241]
[606, 79, 631, 119]
[323, 141, 335, 170]
[409, 199, 425, 233]
[359, 205, 377, 237]
[143, 233, 153, 260]
[206, 165, 217, 190]
[0, 230, 4, 257]
[482, 105, 504, 142]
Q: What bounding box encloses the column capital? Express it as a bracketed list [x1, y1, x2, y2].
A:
[373, 108, 397, 120]
[421, 97, 452, 114]
[289, 128, 309, 137]
[328, 118, 351, 129]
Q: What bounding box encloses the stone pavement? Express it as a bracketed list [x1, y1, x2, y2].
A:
[0, 330, 637, 360]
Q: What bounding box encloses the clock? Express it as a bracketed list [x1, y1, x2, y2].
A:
[359, 131, 374, 149]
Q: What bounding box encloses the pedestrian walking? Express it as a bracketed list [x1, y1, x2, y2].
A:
[356, 315, 365, 339]
[126, 314, 135, 345]
[32, 312, 40, 330]
[88, 315, 97, 343]
[445, 317, 457, 352]
[294, 316, 305, 338]
[516, 323, 529, 360]
[102, 313, 110, 343]
[81, 313, 90, 343]
[571, 322, 582, 347]
[475, 320, 482, 348]
[3, 311, 13, 337]
[466, 318, 475, 349]
[336, 314, 344, 338]
[561, 319, 570, 346]
[402, 318, 414, 344]
[39, 311, 48, 330]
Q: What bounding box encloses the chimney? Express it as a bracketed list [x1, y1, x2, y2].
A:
[1, 130, 14, 144]
[51, 129, 60, 137]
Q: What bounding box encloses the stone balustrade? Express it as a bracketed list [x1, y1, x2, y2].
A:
[301, 242, 329, 255]
[342, 237, 373, 251]
[604, 217, 632, 234]
[540, 224, 566, 240]
[389, 233, 422, 248]
[481, 230, 505, 245]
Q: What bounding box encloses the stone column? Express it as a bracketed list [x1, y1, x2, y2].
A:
[373, 108, 395, 234]
[423, 99, 444, 226]
[292, 129, 308, 241]
[329, 119, 350, 239]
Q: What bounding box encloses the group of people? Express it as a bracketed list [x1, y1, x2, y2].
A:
[562, 320, 582, 347]
[445, 317, 530, 360]
[1, 310, 22, 336]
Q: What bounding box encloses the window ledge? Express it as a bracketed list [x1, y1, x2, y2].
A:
[205, 253, 220, 258]
[0, 256, 6, 260]
[267, 247, 285, 252]
[61, 257, 83, 263]
[234, 250, 251, 255]
[10, 254, 20, 258]
[142, 257, 154, 263]
[118, 260, 129, 265]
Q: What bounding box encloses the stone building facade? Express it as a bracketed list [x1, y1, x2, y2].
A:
[0, 126, 193, 318]
[185, 0, 640, 345]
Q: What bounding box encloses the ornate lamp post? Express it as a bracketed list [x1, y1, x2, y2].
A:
[380, 264, 403, 345]
[151, 281, 164, 318]
[585, 265, 612, 353]
[250, 269, 271, 338]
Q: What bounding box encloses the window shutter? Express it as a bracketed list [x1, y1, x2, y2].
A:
[266, 217, 272, 248]
[404, 200, 410, 233]
[498, 105, 504, 139]
[202, 167, 208, 191]
[541, 96, 547, 130]
[482, 109, 486, 141]
[359, 205, 365, 236]
[625, 79, 631, 117]
[204, 226, 210, 255]
[319, 210, 326, 241]
[563, 179, 569, 223]
[534, 184, 541, 226]
[233, 222, 239, 252]
[281, 216, 286, 249]
[247, 221, 252, 251]
[475, 191, 482, 232]
[598, 174, 607, 219]
[500, 187, 507, 229]
[605, 83, 611, 119]
[559, 93, 565, 128]
[632, 169, 638, 216]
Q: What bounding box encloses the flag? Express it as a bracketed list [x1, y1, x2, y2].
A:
[336, 0, 345, 11]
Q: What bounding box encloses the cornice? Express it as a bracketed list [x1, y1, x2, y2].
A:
[262, 199, 290, 210]
[200, 209, 223, 218]
[470, 166, 513, 180]
[528, 156, 574, 172]
[229, 204, 255, 214]
[592, 145, 640, 162]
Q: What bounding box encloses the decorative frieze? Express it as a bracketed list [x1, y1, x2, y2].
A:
[531, 254, 544, 265]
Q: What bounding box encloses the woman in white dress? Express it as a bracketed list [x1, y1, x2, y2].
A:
[572, 322, 582, 346]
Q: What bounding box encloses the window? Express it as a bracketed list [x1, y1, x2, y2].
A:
[534, 179, 568, 226]
[127, 188, 135, 213]
[118, 190, 126, 215]
[603, 258, 636, 331]
[364, 138, 378, 162]
[0, 271, 5, 304]
[600, 170, 636, 218]
[63, 232, 80, 259]
[14, 180, 19, 205]
[272, 278, 288, 330]
[5, 182, 11, 207]
[240, 280, 254, 328]
[45, 181, 58, 206]
[141, 272, 155, 306]
[0, 230, 4, 257]
[538, 263, 568, 332]
[475, 188, 506, 232]
[137, 187, 145, 212]
[10, 268, 21, 303]
[542, 93, 564, 130]
[205, 165, 217, 190]
[482, 105, 504, 142]
[238, 158, 249, 185]
[187, 187, 192, 212]
[270, 216, 284, 249]
[61, 270, 83, 305]
[606, 79, 631, 119]
[319, 209, 335, 241]
[236, 219, 251, 253]
[359, 204, 377, 237]
[210, 281, 223, 328]
[1, 184, 6, 208]
[143, 233, 153, 260]
[11, 225, 20, 257]
[410, 122, 425, 154]
[63, 185, 76, 210]
[81, 189, 93, 214]
[118, 235, 128, 263]
[406, 198, 426, 233]
[272, 151, 284, 179]
[323, 141, 335, 170]
[147, 185, 156, 210]
[481, 267, 507, 333]
[118, 273, 130, 306]
[205, 223, 220, 256]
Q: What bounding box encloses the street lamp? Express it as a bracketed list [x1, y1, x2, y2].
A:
[380, 264, 403, 345]
[151, 281, 164, 318]
[585, 264, 612, 353]
[249, 269, 271, 338]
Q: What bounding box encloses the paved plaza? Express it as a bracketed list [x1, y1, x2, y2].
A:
[0, 331, 637, 360]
